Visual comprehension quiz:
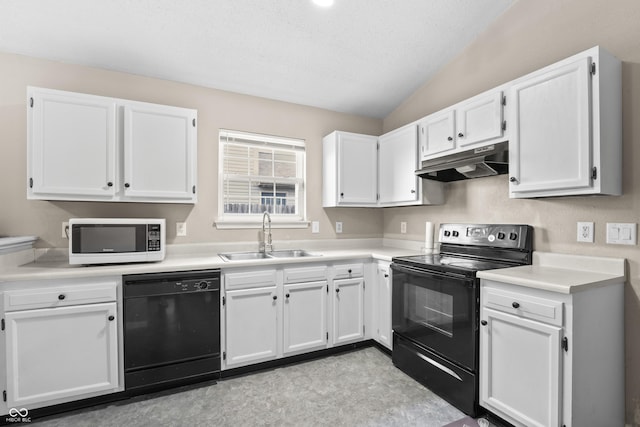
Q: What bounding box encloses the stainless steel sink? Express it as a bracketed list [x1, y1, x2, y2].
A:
[267, 249, 315, 258]
[218, 251, 271, 262]
[218, 249, 318, 262]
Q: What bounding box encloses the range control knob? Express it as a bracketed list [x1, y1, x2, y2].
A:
[196, 281, 208, 290]
[452, 231, 459, 237]
[444, 230, 451, 237]
[497, 232, 506, 240]
[509, 232, 518, 241]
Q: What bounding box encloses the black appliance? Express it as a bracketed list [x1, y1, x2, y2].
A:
[391, 224, 532, 417]
[123, 269, 221, 392]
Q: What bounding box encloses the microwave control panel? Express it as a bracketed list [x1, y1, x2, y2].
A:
[147, 224, 162, 251]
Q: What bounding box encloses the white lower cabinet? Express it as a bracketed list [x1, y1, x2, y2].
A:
[224, 285, 279, 368]
[332, 277, 364, 345]
[480, 279, 624, 427]
[1, 279, 120, 411]
[373, 262, 392, 350]
[283, 281, 327, 355]
[222, 262, 368, 370]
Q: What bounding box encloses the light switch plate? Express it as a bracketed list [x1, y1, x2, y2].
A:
[606, 223, 637, 245]
[176, 222, 187, 237]
[335, 222, 343, 233]
[311, 221, 320, 233]
[576, 222, 594, 243]
[400, 222, 407, 234]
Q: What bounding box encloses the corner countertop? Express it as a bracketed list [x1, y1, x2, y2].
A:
[0, 239, 424, 282]
[477, 251, 626, 294]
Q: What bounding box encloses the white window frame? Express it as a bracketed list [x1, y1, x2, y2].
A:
[215, 129, 308, 229]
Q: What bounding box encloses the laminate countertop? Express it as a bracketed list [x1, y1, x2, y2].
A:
[477, 251, 626, 294]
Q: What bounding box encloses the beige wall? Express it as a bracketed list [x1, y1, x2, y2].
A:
[383, 0, 640, 424]
[0, 52, 383, 248]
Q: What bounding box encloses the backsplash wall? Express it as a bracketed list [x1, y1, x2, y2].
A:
[382, 0, 640, 424]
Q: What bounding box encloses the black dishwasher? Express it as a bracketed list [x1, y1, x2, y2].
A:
[123, 269, 220, 392]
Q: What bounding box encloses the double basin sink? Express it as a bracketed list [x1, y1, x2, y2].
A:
[219, 249, 318, 262]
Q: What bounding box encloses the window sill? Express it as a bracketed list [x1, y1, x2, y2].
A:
[215, 218, 310, 230]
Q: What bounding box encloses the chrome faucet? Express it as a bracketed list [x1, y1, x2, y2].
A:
[260, 211, 273, 253]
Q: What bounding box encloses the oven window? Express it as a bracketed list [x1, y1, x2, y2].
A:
[408, 287, 454, 337]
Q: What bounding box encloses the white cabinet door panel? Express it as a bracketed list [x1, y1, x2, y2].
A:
[5, 302, 118, 407]
[457, 91, 504, 148]
[333, 278, 364, 345]
[378, 125, 419, 205]
[124, 103, 197, 201]
[419, 109, 455, 158]
[337, 133, 378, 205]
[29, 91, 117, 197]
[481, 308, 562, 427]
[509, 58, 592, 194]
[283, 281, 327, 355]
[225, 286, 278, 367]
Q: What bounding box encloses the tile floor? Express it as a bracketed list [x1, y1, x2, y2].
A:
[33, 347, 476, 426]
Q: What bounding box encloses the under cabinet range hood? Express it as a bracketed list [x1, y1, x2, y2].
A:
[416, 141, 509, 182]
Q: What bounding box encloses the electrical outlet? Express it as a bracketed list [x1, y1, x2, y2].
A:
[62, 221, 69, 239]
[176, 222, 187, 237]
[400, 222, 407, 234]
[311, 221, 320, 233]
[576, 222, 594, 243]
[336, 222, 343, 233]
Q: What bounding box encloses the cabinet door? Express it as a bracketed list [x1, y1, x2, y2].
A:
[5, 302, 119, 407]
[283, 281, 327, 355]
[123, 102, 197, 202]
[480, 308, 563, 427]
[332, 278, 364, 345]
[509, 57, 592, 195]
[28, 89, 117, 198]
[378, 125, 420, 205]
[375, 264, 392, 349]
[225, 286, 278, 367]
[337, 133, 378, 205]
[456, 91, 504, 148]
[419, 109, 455, 159]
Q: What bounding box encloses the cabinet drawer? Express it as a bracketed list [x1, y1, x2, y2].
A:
[283, 265, 328, 284]
[333, 263, 364, 279]
[483, 287, 563, 327]
[4, 281, 117, 312]
[224, 269, 277, 290]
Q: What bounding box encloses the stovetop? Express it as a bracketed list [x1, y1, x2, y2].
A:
[392, 223, 533, 276]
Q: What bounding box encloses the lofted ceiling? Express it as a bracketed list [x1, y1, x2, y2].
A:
[0, 0, 515, 118]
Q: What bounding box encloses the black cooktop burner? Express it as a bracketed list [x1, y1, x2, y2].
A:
[392, 253, 518, 276]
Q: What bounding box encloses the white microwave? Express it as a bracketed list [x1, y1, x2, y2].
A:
[69, 218, 165, 265]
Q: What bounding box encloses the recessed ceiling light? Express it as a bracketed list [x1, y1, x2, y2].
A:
[312, 0, 334, 7]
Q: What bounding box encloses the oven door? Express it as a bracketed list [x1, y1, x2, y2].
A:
[391, 263, 478, 370]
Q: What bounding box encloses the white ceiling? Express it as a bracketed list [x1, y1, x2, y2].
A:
[0, 0, 515, 118]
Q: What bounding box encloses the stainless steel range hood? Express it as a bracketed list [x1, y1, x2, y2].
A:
[415, 141, 509, 182]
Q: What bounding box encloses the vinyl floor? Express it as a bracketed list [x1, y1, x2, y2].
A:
[33, 347, 473, 427]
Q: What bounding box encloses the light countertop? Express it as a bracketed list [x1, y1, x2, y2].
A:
[478, 251, 626, 294]
[0, 239, 422, 283]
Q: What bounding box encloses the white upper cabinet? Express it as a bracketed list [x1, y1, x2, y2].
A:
[123, 102, 197, 201]
[456, 90, 505, 148]
[28, 90, 118, 198]
[419, 109, 456, 158]
[323, 131, 378, 207]
[419, 89, 505, 161]
[379, 124, 444, 206]
[508, 46, 621, 198]
[27, 87, 198, 203]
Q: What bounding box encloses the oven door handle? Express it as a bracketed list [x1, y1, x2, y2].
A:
[415, 351, 463, 382]
[391, 263, 468, 281]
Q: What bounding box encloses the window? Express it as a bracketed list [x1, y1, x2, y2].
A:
[216, 130, 306, 228]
